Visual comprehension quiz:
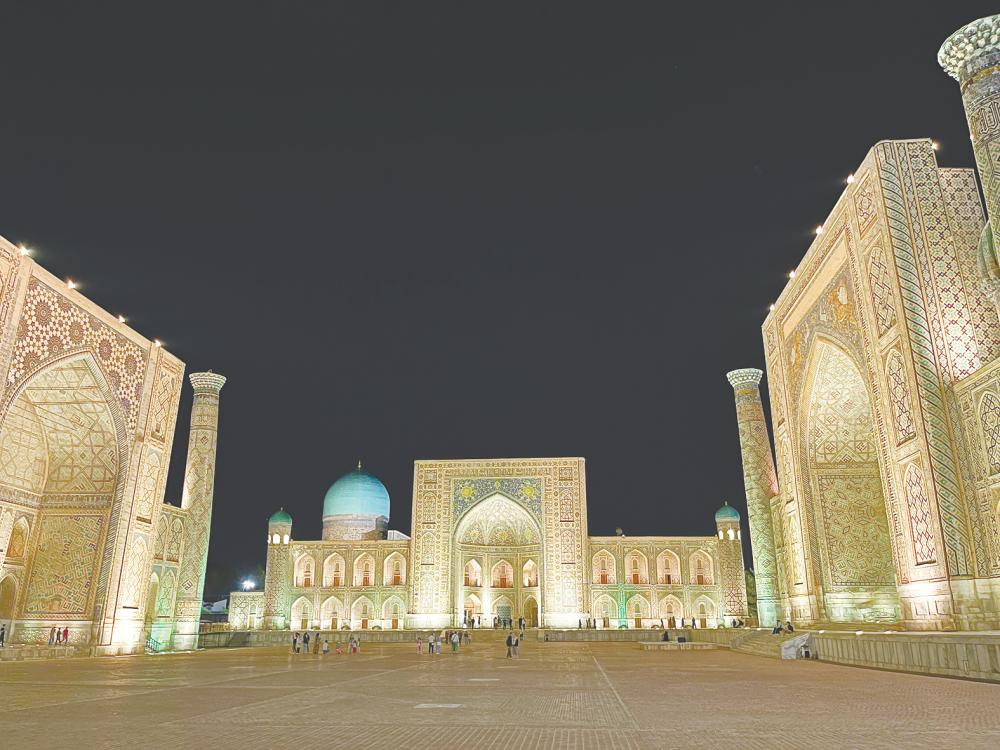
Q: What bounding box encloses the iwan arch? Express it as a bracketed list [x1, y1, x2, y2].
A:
[0, 236, 225, 653]
[729, 14, 1000, 631]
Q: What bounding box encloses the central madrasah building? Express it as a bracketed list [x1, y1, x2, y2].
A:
[228, 458, 748, 631]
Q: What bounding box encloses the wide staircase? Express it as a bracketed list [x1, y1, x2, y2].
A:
[729, 629, 802, 659]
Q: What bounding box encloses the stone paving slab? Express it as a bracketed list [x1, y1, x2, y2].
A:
[1, 640, 999, 748]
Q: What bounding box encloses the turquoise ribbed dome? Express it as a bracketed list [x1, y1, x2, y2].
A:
[715, 502, 740, 523]
[269, 508, 292, 524]
[323, 467, 390, 519]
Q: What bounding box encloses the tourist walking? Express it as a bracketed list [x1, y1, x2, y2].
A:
[55, 628, 62, 645]
[48, 626, 56, 645]
[313, 631, 321, 654]
[62, 626, 68, 644]
[416, 634, 422, 654]
[0, 624, 6, 647]
[450, 631, 459, 653]
[322, 637, 329, 656]
[427, 634, 435, 655]
[512, 633, 520, 658]
[292, 632, 299, 653]
[303, 631, 310, 653]
[505, 631, 513, 659]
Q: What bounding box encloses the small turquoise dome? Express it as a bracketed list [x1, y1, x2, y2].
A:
[715, 502, 740, 523]
[323, 466, 390, 519]
[269, 508, 292, 524]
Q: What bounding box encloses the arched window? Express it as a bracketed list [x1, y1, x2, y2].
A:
[6, 519, 28, 560]
[383, 553, 406, 586]
[354, 553, 375, 587]
[522, 560, 538, 587]
[323, 554, 345, 587]
[656, 550, 680, 585]
[464, 559, 482, 587]
[690, 551, 713, 585]
[592, 550, 616, 585]
[625, 550, 648, 585]
[295, 555, 315, 587]
[491, 560, 513, 588]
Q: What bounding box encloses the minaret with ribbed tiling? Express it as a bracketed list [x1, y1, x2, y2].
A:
[726, 368, 779, 627]
[173, 371, 226, 650]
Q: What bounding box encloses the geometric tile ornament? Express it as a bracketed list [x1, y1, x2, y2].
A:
[747, 95, 1000, 628]
[0, 244, 210, 651]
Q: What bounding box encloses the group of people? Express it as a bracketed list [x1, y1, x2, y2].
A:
[291, 630, 361, 656]
[418, 630, 470, 655]
[772, 620, 795, 635]
[48, 626, 69, 645]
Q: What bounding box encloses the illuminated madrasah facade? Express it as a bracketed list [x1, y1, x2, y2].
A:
[0, 236, 224, 653]
[229, 458, 748, 632]
[729, 14, 1000, 632]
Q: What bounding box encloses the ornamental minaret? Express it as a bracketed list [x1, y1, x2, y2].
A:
[726, 368, 779, 627]
[172, 371, 226, 650]
[940, 15, 1000, 314]
[263, 509, 293, 630]
[715, 502, 749, 623]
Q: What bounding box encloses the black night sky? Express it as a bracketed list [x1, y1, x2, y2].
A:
[0, 3, 994, 596]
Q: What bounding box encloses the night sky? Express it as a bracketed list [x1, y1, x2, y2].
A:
[1, 3, 994, 596]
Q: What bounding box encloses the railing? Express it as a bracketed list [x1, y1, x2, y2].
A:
[145, 635, 163, 653]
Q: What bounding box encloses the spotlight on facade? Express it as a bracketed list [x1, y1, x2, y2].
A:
[788, 270, 796, 279]
[931, 140, 940, 151]
[815, 225, 823, 235]
[846, 174, 855, 184]
[154, 339, 162, 348]
[66, 279, 77, 289]
[18, 245, 30, 256]
[769, 303, 775, 312]
[118, 315, 126, 324]
[242, 579, 256, 591]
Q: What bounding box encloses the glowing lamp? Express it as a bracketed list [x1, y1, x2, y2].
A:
[846, 174, 855, 184]
[66, 279, 77, 289]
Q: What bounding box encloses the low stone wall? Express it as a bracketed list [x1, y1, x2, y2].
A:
[687, 628, 742, 646]
[202, 629, 453, 648]
[0, 645, 76, 662]
[813, 631, 1000, 682]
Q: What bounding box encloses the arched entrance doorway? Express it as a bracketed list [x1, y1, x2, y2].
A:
[523, 597, 538, 628]
[453, 493, 542, 629]
[0, 575, 17, 639]
[0, 354, 125, 646]
[801, 340, 900, 623]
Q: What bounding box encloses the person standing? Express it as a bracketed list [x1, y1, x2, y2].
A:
[48, 626, 56, 645]
[322, 638, 329, 656]
[55, 629, 62, 645]
[427, 633, 435, 655]
[0, 624, 6, 647]
[451, 631, 459, 653]
[505, 631, 513, 659]
[416, 634, 422, 654]
[62, 626, 69, 645]
[292, 632, 299, 653]
[313, 631, 321, 654]
[303, 631, 310, 653]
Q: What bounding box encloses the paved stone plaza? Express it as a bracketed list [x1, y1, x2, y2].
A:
[1, 639, 998, 749]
